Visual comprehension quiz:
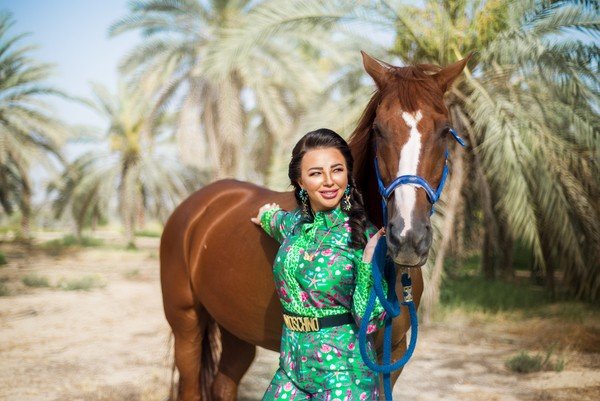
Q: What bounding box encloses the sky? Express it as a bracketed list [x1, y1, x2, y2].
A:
[2, 0, 139, 128]
[1, 0, 141, 202]
[1, 0, 395, 202]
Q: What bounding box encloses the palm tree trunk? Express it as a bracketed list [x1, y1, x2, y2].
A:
[119, 163, 137, 248]
[16, 164, 31, 239]
[260, 86, 295, 189]
[216, 72, 246, 180]
[91, 211, 98, 232]
[20, 187, 31, 239]
[540, 226, 556, 299]
[454, 107, 501, 278]
[203, 100, 223, 179]
[453, 198, 468, 263]
[266, 140, 292, 190]
[136, 194, 145, 231]
[499, 217, 515, 279]
[482, 231, 496, 278]
[422, 144, 466, 323]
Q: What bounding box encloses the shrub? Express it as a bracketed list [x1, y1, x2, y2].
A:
[22, 274, 51, 288]
[56, 275, 106, 291]
[124, 269, 140, 279]
[135, 229, 161, 238]
[42, 235, 104, 251]
[506, 349, 565, 373]
[0, 282, 8, 296]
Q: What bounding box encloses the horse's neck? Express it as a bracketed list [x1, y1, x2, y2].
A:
[364, 156, 383, 228]
[350, 131, 384, 228]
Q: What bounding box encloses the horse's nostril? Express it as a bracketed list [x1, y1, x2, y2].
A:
[387, 231, 400, 249]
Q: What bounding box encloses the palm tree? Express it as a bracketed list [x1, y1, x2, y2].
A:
[382, 0, 599, 304]
[48, 82, 202, 247]
[109, 0, 360, 187]
[0, 12, 67, 238]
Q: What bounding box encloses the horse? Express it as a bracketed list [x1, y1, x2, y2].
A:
[160, 51, 470, 401]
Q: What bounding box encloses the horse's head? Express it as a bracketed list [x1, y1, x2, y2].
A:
[351, 51, 470, 267]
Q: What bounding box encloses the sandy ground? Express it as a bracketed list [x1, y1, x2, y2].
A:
[0, 234, 598, 401]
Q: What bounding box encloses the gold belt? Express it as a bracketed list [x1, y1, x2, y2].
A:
[282, 313, 320, 332]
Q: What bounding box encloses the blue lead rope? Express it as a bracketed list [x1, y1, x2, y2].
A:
[359, 127, 466, 400]
[357, 236, 418, 401]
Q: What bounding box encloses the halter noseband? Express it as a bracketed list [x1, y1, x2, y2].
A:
[373, 128, 466, 224]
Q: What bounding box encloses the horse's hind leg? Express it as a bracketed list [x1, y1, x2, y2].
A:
[167, 303, 209, 401]
[211, 325, 257, 401]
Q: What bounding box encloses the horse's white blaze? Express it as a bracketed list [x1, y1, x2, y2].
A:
[394, 110, 422, 236]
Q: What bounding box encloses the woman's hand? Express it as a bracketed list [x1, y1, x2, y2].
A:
[250, 203, 280, 225]
[362, 227, 385, 263]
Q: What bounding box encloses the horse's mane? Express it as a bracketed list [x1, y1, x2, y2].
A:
[348, 64, 446, 227]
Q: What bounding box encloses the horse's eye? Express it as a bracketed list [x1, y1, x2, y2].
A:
[372, 123, 381, 135]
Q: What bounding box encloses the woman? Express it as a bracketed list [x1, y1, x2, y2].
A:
[251, 128, 387, 401]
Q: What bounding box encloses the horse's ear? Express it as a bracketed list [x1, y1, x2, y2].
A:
[361, 50, 394, 90]
[434, 52, 473, 92]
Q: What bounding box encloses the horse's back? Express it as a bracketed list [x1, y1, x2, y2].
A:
[160, 179, 296, 348]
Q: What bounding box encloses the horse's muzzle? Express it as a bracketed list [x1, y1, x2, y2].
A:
[386, 218, 432, 266]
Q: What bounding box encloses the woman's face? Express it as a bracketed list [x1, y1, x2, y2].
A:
[298, 147, 349, 212]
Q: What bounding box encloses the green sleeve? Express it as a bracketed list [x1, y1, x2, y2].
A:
[259, 206, 299, 243]
[351, 221, 387, 333]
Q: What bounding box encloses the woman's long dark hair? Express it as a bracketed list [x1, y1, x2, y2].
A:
[288, 128, 368, 249]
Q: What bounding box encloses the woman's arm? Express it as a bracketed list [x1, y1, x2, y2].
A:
[351, 225, 388, 334]
[251, 203, 299, 243]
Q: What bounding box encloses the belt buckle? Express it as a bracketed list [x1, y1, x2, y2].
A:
[283, 313, 320, 332]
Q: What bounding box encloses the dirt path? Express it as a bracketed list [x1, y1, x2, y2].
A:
[1, 236, 598, 401]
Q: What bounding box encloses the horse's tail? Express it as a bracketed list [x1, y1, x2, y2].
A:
[166, 331, 176, 401]
[164, 313, 222, 401]
[200, 318, 222, 401]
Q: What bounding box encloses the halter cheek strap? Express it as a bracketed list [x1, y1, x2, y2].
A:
[373, 128, 466, 223]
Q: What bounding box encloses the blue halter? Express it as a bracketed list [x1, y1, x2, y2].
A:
[358, 127, 466, 401]
[374, 128, 466, 222]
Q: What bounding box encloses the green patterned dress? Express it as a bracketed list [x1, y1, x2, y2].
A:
[260, 205, 387, 401]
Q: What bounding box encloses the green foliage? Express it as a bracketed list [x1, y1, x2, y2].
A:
[47, 82, 201, 248]
[135, 229, 161, 238]
[0, 12, 67, 226]
[56, 275, 106, 291]
[506, 349, 565, 373]
[440, 253, 599, 321]
[0, 276, 8, 296]
[41, 234, 104, 252]
[0, 251, 6, 266]
[513, 240, 534, 271]
[109, 0, 359, 187]
[389, 0, 600, 300]
[22, 274, 51, 288]
[441, 273, 549, 313]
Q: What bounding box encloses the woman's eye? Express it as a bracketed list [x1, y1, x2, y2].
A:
[310, 172, 321, 176]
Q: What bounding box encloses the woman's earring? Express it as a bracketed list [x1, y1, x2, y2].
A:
[342, 185, 352, 211]
[299, 188, 309, 216]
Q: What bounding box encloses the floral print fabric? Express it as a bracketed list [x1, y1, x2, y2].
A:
[260, 205, 387, 331]
[259, 205, 388, 399]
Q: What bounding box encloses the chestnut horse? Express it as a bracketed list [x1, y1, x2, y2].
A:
[160, 52, 470, 401]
